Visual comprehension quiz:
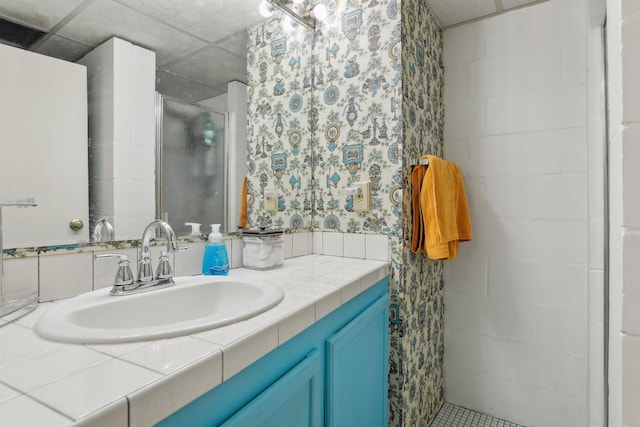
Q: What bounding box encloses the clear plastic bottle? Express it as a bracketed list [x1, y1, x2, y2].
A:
[202, 224, 229, 276]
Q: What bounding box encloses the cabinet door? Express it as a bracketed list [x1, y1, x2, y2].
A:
[0, 43, 88, 247]
[326, 295, 388, 427]
[221, 349, 323, 427]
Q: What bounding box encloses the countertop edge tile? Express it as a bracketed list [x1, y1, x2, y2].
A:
[221, 323, 279, 380]
[127, 350, 223, 427]
[69, 398, 128, 427]
[277, 302, 316, 344]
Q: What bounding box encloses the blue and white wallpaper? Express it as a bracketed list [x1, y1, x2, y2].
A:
[398, 0, 446, 424]
[246, 18, 314, 230]
[246, 0, 445, 425]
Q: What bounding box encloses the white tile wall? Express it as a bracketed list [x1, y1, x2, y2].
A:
[322, 232, 344, 257]
[292, 232, 310, 257]
[610, 1, 640, 422]
[1, 257, 38, 296]
[343, 233, 365, 259]
[39, 253, 93, 302]
[283, 233, 293, 259]
[174, 241, 205, 276]
[79, 37, 156, 242]
[442, 0, 598, 425]
[312, 231, 323, 254]
[230, 238, 243, 268]
[310, 231, 389, 262]
[365, 234, 390, 261]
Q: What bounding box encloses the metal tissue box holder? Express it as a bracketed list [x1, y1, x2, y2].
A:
[242, 229, 284, 270]
[0, 197, 38, 326]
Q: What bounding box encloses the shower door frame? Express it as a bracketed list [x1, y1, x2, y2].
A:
[155, 93, 230, 233]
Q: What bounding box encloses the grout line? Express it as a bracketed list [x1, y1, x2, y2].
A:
[29, 0, 98, 51]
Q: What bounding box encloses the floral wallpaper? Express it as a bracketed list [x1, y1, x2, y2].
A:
[246, 18, 314, 230]
[247, 0, 445, 425]
[397, 0, 446, 423]
[309, 0, 402, 235]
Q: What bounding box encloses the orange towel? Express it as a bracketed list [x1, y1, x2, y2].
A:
[414, 155, 472, 260]
[238, 177, 248, 230]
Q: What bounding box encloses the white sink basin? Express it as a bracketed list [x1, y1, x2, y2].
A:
[35, 276, 284, 344]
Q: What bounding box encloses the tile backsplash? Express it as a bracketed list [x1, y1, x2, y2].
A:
[2, 231, 387, 303]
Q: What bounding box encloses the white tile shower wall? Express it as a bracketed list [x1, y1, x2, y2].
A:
[443, 0, 597, 426]
[608, 0, 640, 425]
[587, 24, 606, 427]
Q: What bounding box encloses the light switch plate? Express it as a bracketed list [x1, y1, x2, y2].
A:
[264, 187, 278, 212]
[353, 181, 371, 212]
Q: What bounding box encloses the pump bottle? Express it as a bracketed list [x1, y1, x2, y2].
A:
[202, 224, 229, 276]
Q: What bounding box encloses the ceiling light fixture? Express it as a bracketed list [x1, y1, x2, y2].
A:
[262, 0, 327, 31]
[311, 3, 328, 21]
[259, 0, 274, 17]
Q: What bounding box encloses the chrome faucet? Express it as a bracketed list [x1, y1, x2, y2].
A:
[96, 219, 179, 296]
[92, 217, 115, 242]
[138, 219, 179, 284]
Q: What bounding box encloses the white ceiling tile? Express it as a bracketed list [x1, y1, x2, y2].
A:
[118, 0, 265, 44]
[57, 0, 207, 65]
[0, 0, 84, 31]
[215, 31, 250, 59]
[163, 46, 247, 88]
[156, 70, 227, 102]
[502, 0, 543, 10]
[32, 35, 93, 62]
[427, 0, 498, 27]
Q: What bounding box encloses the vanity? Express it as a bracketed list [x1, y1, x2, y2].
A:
[0, 255, 389, 427]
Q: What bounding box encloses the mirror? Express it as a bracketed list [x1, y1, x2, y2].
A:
[0, 0, 284, 248]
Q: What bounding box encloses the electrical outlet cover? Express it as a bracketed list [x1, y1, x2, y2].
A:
[264, 187, 278, 212]
[353, 181, 371, 212]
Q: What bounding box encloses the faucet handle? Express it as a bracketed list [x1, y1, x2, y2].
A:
[138, 251, 153, 282]
[155, 251, 173, 280]
[95, 253, 134, 287]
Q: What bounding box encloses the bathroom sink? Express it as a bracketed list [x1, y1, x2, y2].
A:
[35, 276, 284, 344]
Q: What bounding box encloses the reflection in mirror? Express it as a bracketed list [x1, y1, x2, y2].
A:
[157, 97, 227, 235]
[0, 0, 268, 249]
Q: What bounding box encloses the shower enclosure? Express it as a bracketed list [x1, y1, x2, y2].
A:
[155, 95, 228, 235]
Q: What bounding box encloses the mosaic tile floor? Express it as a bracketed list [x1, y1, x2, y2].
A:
[430, 402, 527, 427]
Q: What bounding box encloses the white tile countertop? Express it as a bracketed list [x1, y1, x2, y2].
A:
[0, 255, 389, 427]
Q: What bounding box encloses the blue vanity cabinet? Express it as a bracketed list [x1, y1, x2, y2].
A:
[325, 295, 388, 426]
[156, 277, 388, 427]
[221, 350, 323, 427]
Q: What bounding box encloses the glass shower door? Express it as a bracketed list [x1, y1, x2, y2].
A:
[156, 95, 228, 235]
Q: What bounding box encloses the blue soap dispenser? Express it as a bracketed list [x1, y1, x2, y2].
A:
[202, 224, 229, 276]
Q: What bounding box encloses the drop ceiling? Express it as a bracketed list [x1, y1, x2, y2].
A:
[0, 0, 547, 103]
[426, 0, 549, 28]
